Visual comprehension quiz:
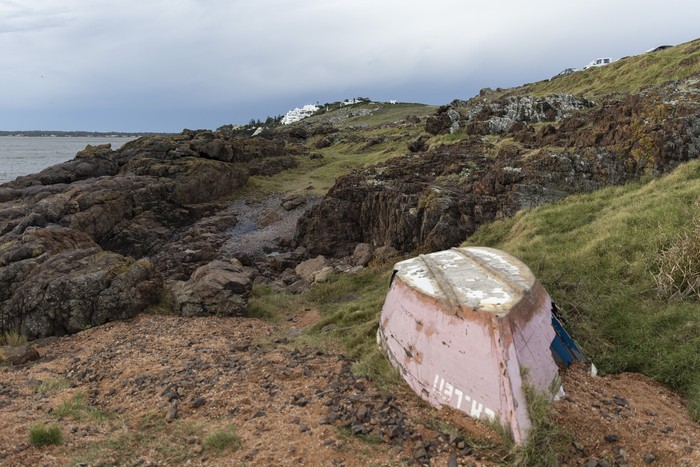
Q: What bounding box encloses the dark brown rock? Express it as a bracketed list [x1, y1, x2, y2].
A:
[1, 346, 40, 365]
[172, 259, 252, 317]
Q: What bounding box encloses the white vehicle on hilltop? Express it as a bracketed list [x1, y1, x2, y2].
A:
[583, 57, 612, 70]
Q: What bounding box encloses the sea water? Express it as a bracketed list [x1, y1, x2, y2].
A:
[0, 136, 136, 184]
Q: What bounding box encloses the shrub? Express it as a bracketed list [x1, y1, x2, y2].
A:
[653, 214, 700, 300]
[29, 423, 63, 446]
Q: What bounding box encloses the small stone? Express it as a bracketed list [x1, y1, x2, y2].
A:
[166, 404, 178, 423]
[574, 441, 586, 451]
[604, 434, 619, 443]
[612, 396, 628, 407]
[598, 460, 611, 467]
[191, 397, 206, 408]
[299, 423, 309, 433]
[413, 447, 427, 460]
[356, 406, 368, 420]
[618, 448, 628, 461]
[644, 454, 656, 464]
[233, 343, 249, 352]
[244, 448, 259, 460]
[660, 426, 673, 433]
[447, 453, 458, 467]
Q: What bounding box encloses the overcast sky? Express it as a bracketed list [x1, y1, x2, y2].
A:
[1, 0, 699, 132]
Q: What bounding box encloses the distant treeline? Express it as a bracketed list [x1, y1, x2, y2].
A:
[0, 131, 174, 137]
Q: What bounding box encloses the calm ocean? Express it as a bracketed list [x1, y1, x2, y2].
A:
[0, 136, 136, 185]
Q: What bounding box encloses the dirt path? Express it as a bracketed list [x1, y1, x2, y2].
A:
[1, 313, 698, 466]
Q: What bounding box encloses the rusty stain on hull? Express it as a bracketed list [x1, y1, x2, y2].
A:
[377, 247, 561, 444]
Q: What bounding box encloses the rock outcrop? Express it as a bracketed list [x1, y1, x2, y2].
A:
[295, 82, 700, 257]
[0, 226, 161, 339]
[171, 259, 252, 317]
[0, 130, 303, 336]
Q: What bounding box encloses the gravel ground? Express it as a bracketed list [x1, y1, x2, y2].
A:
[1, 312, 698, 466]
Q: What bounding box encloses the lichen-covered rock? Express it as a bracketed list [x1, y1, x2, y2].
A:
[171, 259, 252, 317]
[351, 243, 374, 267]
[425, 106, 461, 135]
[458, 94, 596, 135]
[295, 81, 700, 258]
[0, 226, 161, 339]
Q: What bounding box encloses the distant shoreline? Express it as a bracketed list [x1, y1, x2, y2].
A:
[0, 131, 174, 137]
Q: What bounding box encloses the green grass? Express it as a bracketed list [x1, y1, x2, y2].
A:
[299, 267, 402, 389]
[29, 423, 63, 447]
[246, 132, 420, 198]
[34, 378, 70, 395]
[203, 425, 241, 452]
[499, 38, 700, 99]
[304, 102, 436, 128]
[510, 384, 569, 466]
[248, 265, 401, 389]
[70, 411, 209, 465]
[241, 102, 436, 198]
[54, 392, 113, 423]
[247, 284, 303, 320]
[465, 158, 700, 421]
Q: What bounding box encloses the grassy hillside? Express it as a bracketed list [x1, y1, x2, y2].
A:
[248, 102, 436, 196]
[500, 38, 700, 99]
[464, 159, 700, 420]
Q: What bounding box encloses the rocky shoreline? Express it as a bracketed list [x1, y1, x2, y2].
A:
[2, 80, 700, 341]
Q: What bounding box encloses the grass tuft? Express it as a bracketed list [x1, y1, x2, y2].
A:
[29, 423, 63, 447]
[247, 284, 301, 320]
[54, 392, 113, 423]
[298, 267, 401, 389]
[652, 210, 700, 300]
[34, 378, 70, 395]
[204, 425, 241, 452]
[1, 331, 28, 347]
[511, 385, 568, 466]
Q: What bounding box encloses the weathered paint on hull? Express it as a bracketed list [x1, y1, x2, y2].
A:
[377, 247, 560, 444]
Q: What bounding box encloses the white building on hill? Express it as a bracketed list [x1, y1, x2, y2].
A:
[281, 104, 319, 125]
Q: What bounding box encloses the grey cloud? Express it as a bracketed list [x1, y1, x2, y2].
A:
[0, 0, 699, 131]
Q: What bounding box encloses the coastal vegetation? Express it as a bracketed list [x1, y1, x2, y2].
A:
[465, 160, 700, 420]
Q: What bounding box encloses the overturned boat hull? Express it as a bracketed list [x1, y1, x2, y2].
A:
[377, 247, 562, 443]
